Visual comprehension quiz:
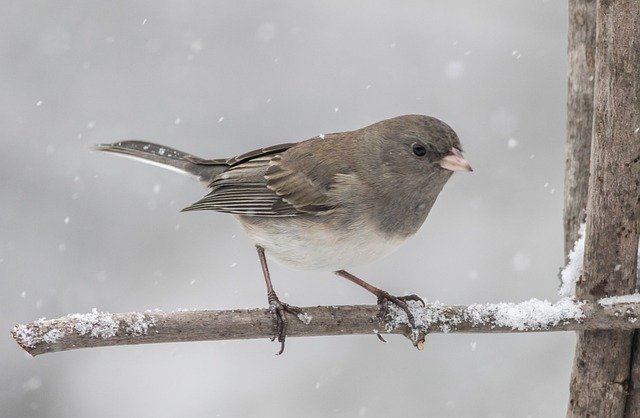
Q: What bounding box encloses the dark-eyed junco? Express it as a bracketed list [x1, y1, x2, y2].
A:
[97, 114, 471, 353]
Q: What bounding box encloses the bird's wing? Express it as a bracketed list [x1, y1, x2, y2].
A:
[182, 140, 345, 217]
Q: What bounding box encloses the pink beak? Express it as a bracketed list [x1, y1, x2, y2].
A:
[439, 148, 472, 172]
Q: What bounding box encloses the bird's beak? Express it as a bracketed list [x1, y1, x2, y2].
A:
[439, 148, 472, 172]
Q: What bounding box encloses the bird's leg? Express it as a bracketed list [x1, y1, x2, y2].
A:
[256, 245, 307, 355]
[334, 270, 425, 328]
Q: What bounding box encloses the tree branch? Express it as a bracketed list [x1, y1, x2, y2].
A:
[11, 297, 640, 357]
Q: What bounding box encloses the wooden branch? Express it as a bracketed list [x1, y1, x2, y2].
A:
[567, 0, 640, 416]
[564, 0, 596, 256]
[11, 298, 640, 357]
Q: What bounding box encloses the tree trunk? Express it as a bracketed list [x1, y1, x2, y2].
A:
[564, 0, 596, 256]
[566, 0, 640, 416]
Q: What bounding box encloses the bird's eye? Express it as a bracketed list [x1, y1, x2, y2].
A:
[412, 143, 427, 157]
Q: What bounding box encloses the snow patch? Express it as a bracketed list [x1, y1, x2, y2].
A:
[297, 313, 313, 325]
[559, 223, 586, 297]
[599, 293, 640, 306]
[42, 328, 65, 343]
[559, 223, 639, 297]
[383, 298, 584, 332]
[125, 313, 157, 336]
[466, 297, 584, 331]
[12, 309, 157, 350]
[383, 300, 461, 333]
[69, 308, 119, 338]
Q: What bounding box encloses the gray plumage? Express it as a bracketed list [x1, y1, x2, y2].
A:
[97, 114, 470, 271]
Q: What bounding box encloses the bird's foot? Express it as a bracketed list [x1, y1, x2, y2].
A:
[267, 290, 309, 355]
[376, 291, 425, 329]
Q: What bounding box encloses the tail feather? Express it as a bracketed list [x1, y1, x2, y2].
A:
[95, 141, 226, 184]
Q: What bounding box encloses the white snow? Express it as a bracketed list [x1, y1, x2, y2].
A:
[125, 313, 157, 336]
[42, 328, 65, 344]
[599, 293, 640, 306]
[12, 309, 158, 350]
[559, 223, 586, 297]
[559, 223, 640, 297]
[12, 324, 40, 348]
[69, 308, 119, 338]
[466, 298, 584, 331]
[507, 138, 518, 149]
[384, 298, 584, 332]
[297, 313, 312, 325]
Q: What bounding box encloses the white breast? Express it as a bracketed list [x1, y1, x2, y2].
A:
[237, 216, 406, 271]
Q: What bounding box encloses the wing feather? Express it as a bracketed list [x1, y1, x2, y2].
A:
[183, 139, 346, 217]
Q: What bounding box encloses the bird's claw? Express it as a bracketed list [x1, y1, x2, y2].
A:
[267, 291, 306, 355]
[376, 291, 424, 329]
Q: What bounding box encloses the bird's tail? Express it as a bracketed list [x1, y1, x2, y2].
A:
[95, 140, 227, 184]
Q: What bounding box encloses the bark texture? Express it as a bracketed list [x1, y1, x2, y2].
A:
[567, 0, 640, 416]
[10, 299, 640, 357]
[564, 0, 596, 256]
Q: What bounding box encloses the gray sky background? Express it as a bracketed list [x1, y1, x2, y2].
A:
[2, 1, 570, 417]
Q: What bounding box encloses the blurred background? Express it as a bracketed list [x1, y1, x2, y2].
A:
[1, 1, 569, 417]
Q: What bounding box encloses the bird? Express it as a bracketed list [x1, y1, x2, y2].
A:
[96, 114, 472, 354]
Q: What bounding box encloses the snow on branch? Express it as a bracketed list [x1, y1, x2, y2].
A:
[11, 296, 640, 356]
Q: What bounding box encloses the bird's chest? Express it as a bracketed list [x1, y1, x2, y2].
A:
[236, 214, 405, 271]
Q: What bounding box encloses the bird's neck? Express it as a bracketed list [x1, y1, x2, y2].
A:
[372, 172, 451, 238]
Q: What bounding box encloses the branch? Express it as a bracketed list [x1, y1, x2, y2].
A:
[11, 297, 640, 356]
